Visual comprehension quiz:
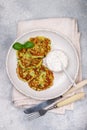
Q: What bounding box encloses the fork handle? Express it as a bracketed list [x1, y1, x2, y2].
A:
[56, 92, 85, 108]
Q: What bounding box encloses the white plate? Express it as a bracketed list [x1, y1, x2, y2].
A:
[6, 29, 79, 100]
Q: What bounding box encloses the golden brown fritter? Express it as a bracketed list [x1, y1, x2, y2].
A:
[29, 36, 51, 56]
[18, 58, 42, 69]
[28, 65, 54, 91]
[17, 48, 42, 69]
[16, 64, 40, 82]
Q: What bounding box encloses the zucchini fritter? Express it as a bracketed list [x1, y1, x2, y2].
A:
[29, 36, 51, 56]
[17, 48, 42, 68]
[16, 65, 40, 82]
[28, 65, 54, 91]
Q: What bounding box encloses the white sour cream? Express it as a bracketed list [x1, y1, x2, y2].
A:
[46, 50, 68, 72]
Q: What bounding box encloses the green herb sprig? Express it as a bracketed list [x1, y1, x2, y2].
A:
[12, 41, 34, 50]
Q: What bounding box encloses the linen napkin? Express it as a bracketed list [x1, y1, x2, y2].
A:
[12, 18, 82, 114]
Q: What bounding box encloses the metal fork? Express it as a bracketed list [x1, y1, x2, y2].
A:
[26, 105, 57, 121]
[26, 92, 85, 121]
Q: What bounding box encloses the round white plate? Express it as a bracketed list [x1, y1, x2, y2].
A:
[6, 29, 79, 100]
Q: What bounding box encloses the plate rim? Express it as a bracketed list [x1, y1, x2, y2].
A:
[6, 29, 79, 100]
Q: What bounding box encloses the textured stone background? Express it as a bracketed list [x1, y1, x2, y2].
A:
[0, 0, 87, 130]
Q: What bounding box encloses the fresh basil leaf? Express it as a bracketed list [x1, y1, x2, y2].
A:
[12, 42, 23, 50]
[23, 41, 34, 48]
[12, 41, 34, 50]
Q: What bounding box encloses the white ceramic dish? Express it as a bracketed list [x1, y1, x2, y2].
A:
[6, 29, 79, 100]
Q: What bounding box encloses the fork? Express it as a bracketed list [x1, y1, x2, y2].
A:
[26, 92, 85, 121]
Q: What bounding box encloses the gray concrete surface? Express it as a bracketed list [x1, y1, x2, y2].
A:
[0, 0, 87, 130]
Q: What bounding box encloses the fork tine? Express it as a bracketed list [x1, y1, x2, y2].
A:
[25, 112, 40, 120]
[28, 113, 40, 121]
[25, 105, 53, 121]
[27, 112, 38, 117]
[28, 115, 40, 121]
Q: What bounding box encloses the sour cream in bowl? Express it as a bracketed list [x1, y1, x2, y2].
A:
[46, 50, 68, 72]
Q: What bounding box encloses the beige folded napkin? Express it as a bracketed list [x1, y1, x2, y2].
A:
[12, 18, 82, 114]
